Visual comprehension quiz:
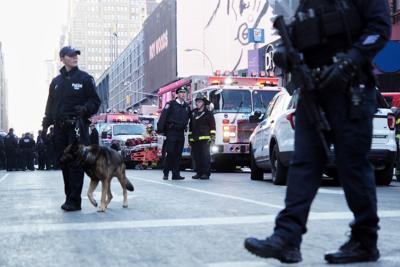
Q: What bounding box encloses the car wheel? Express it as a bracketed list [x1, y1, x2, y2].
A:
[375, 163, 394, 186]
[250, 146, 264, 180]
[271, 145, 288, 185]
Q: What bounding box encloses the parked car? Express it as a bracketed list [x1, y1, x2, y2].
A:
[249, 89, 397, 186]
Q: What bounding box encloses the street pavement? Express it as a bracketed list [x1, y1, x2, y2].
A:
[0, 169, 399, 267]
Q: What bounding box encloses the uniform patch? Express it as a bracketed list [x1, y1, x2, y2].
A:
[363, 35, 379, 45]
[164, 104, 170, 110]
[55, 85, 59, 90]
[72, 83, 83, 90]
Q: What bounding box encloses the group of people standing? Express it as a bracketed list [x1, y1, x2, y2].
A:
[157, 86, 216, 180]
[0, 127, 59, 172]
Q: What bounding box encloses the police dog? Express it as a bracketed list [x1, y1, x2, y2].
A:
[60, 141, 134, 212]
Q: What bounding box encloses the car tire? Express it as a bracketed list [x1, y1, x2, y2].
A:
[250, 146, 264, 181]
[271, 145, 288, 185]
[375, 163, 394, 186]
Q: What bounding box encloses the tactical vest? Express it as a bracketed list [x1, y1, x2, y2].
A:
[290, 0, 363, 68]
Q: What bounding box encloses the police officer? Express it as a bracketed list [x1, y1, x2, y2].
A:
[189, 94, 215, 180]
[89, 124, 99, 145]
[393, 107, 400, 180]
[42, 46, 101, 212]
[36, 130, 47, 170]
[19, 133, 35, 171]
[0, 133, 5, 170]
[244, 0, 391, 264]
[157, 86, 191, 180]
[4, 128, 18, 171]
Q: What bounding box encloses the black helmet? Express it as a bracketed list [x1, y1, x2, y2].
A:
[176, 86, 188, 94]
[195, 93, 210, 105]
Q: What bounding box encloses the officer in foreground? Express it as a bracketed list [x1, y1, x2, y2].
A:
[157, 86, 191, 180]
[189, 94, 215, 180]
[245, 0, 391, 264]
[42, 46, 101, 212]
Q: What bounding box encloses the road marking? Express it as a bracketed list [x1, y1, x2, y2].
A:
[318, 188, 344, 195]
[0, 173, 9, 184]
[0, 210, 400, 234]
[208, 261, 273, 267]
[133, 177, 284, 209]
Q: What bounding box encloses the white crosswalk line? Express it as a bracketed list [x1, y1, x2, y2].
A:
[0, 173, 9, 184]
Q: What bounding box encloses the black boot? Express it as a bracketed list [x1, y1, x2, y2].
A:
[192, 174, 200, 179]
[172, 175, 185, 180]
[244, 235, 302, 263]
[325, 237, 380, 264]
[199, 174, 210, 180]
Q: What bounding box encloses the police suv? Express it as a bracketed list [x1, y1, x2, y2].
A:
[249, 89, 396, 186]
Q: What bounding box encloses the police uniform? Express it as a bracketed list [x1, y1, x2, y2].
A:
[0, 135, 5, 170]
[43, 46, 101, 211]
[189, 95, 216, 179]
[89, 126, 99, 145]
[36, 133, 47, 170]
[157, 87, 191, 180]
[19, 134, 35, 171]
[4, 130, 18, 171]
[245, 0, 391, 264]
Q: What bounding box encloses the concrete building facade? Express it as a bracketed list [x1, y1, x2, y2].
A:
[0, 42, 8, 131]
[67, 0, 147, 79]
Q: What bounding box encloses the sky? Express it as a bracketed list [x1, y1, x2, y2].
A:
[0, 0, 69, 136]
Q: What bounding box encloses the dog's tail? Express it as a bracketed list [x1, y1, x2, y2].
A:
[125, 178, 134, 191]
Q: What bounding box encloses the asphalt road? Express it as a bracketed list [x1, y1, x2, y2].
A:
[0, 169, 399, 267]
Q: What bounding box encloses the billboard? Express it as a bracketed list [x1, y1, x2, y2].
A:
[176, 0, 277, 77]
[143, 0, 177, 93]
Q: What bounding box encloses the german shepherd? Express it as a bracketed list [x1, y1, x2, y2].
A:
[60, 141, 134, 212]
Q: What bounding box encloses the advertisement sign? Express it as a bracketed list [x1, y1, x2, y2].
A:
[143, 0, 177, 93]
[248, 28, 265, 43]
[176, 0, 276, 77]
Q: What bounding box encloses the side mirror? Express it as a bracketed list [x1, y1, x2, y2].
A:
[101, 132, 108, 139]
[249, 111, 263, 123]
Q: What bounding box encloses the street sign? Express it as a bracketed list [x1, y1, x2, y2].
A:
[248, 28, 265, 43]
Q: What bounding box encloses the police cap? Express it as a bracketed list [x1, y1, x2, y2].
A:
[176, 86, 188, 94]
[59, 46, 81, 58]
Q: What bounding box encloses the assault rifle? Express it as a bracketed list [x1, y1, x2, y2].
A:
[273, 16, 331, 157]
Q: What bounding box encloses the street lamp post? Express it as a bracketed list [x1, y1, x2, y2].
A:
[184, 48, 214, 74]
[123, 81, 158, 111]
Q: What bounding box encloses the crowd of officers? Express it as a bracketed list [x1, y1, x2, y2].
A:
[0, 127, 59, 172]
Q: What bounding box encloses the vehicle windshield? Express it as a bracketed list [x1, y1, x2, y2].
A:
[210, 89, 252, 113]
[252, 90, 279, 113]
[113, 124, 145, 136]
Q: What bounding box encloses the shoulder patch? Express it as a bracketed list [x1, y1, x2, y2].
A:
[165, 104, 170, 110]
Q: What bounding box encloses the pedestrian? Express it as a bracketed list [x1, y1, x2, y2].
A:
[42, 46, 101, 212]
[244, 0, 391, 264]
[189, 94, 215, 180]
[19, 133, 36, 171]
[0, 133, 5, 170]
[36, 130, 47, 170]
[89, 124, 99, 145]
[157, 86, 191, 180]
[4, 128, 18, 171]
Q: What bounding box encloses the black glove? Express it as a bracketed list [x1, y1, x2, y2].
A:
[319, 53, 358, 91]
[74, 105, 88, 117]
[42, 117, 53, 129]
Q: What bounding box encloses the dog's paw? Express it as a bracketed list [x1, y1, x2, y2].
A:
[90, 200, 98, 207]
[97, 207, 106, 212]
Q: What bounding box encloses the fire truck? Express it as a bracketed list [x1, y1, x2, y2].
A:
[158, 74, 282, 171]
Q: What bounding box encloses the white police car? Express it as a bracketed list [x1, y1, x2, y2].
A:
[249, 89, 397, 186]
